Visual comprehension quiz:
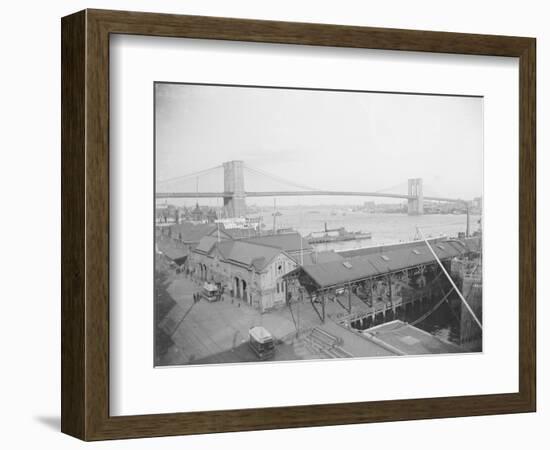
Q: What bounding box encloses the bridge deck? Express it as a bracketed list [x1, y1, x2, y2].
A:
[155, 191, 463, 203]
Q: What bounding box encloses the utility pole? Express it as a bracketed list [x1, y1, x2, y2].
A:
[272, 198, 281, 234]
[466, 202, 470, 237]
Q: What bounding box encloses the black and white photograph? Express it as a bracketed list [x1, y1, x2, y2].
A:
[154, 82, 483, 367]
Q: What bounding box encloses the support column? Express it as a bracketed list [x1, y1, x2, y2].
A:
[223, 160, 246, 218]
[407, 178, 424, 215]
[387, 274, 395, 314]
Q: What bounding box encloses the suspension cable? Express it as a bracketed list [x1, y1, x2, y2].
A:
[157, 165, 222, 185]
[374, 181, 408, 194]
[243, 164, 320, 192]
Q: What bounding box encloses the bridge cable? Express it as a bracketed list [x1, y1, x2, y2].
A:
[157, 165, 223, 185]
[243, 164, 321, 192]
[374, 181, 408, 194]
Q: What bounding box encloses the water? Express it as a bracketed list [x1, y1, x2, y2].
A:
[250, 207, 479, 252]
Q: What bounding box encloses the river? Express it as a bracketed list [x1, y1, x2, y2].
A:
[250, 207, 480, 252]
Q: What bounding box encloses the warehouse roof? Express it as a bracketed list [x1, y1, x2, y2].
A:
[216, 240, 284, 271]
[194, 236, 290, 272]
[241, 232, 312, 254]
[291, 240, 467, 289]
[194, 235, 219, 254]
[301, 250, 344, 266]
[338, 237, 447, 259]
[156, 238, 188, 263]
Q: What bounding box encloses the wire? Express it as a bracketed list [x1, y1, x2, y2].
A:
[244, 164, 320, 192]
[157, 165, 222, 185]
[374, 181, 408, 194]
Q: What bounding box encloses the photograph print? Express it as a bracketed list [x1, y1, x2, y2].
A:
[154, 82, 483, 367]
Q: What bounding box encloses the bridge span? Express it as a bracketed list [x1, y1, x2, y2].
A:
[156, 160, 467, 216]
[155, 190, 463, 203]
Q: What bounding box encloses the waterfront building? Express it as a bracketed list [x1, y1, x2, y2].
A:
[289, 239, 467, 292]
[284, 239, 471, 325]
[188, 236, 298, 311]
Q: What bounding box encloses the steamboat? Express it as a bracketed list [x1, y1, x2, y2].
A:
[306, 222, 372, 244]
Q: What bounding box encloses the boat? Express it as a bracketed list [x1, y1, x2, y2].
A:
[306, 223, 372, 244]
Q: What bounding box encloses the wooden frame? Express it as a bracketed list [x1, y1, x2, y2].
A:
[61, 9, 536, 441]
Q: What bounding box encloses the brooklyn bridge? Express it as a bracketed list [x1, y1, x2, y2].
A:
[156, 160, 470, 217]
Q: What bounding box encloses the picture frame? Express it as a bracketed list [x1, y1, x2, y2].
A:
[61, 8, 536, 441]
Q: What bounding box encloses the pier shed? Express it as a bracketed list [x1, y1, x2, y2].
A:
[292, 240, 467, 290]
[284, 239, 468, 324]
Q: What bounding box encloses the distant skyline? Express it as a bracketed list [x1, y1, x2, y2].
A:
[155, 83, 483, 207]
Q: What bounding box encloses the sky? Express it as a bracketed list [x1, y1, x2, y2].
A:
[155, 83, 483, 207]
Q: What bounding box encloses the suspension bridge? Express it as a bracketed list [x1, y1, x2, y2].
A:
[156, 160, 469, 217]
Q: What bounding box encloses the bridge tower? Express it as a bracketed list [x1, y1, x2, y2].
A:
[223, 160, 247, 218]
[407, 178, 424, 215]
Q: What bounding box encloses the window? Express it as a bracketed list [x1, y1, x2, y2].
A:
[412, 249, 420, 255]
[342, 261, 353, 269]
[380, 255, 390, 261]
[276, 283, 280, 294]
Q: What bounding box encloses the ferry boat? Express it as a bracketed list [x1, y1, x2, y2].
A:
[306, 223, 372, 244]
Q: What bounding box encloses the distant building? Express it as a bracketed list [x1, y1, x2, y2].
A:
[206, 208, 218, 223]
[473, 197, 483, 211]
[190, 202, 205, 222]
[168, 222, 231, 251]
[363, 201, 375, 213]
[155, 203, 177, 224]
[188, 236, 298, 311]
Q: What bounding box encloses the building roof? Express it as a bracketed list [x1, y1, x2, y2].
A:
[216, 240, 284, 271]
[366, 320, 462, 354]
[462, 236, 482, 253]
[216, 227, 260, 240]
[194, 236, 289, 272]
[338, 237, 447, 259]
[292, 240, 467, 289]
[194, 235, 219, 254]
[156, 238, 188, 262]
[169, 222, 221, 243]
[301, 250, 344, 266]
[241, 232, 312, 253]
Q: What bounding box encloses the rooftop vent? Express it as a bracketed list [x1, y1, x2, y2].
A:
[412, 249, 420, 255]
[380, 255, 390, 261]
[436, 244, 446, 250]
[342, 261, 353, 269]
